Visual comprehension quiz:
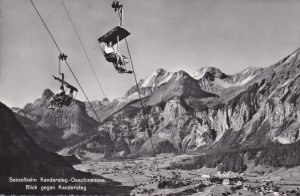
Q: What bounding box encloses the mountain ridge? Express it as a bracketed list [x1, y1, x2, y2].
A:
[76, 47, 300, 158]
[13, 47, 300, 163]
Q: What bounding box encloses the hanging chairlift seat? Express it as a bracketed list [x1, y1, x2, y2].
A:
[49, 90, 74, 109]
[57, 94, 73, 106]
[49, 75, 78, 109]
[98, 26, 130, 46]
[51, 94, 73, 108]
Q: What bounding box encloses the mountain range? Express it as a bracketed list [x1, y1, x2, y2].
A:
[14, 48, 300, 163]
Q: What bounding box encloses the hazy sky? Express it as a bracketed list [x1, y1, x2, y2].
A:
[1, 0, 300, 108]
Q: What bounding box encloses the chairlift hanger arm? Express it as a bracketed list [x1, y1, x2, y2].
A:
[52, 75, 78, 92]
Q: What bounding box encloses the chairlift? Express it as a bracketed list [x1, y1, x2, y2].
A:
[98, 2, 133, 74]
[48, 53, 78, 110]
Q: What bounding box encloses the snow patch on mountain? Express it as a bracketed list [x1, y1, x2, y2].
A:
[276, 137, 294, 144]
[194, 67, 225, 80]
[241, 67, 256, 75]
[158, 72, 175, 86]
[127, 92, 139, 100]
[284, 50, 299, 63]
[140, 68, 172, 88]
[141, 72, 159, 88]
[62, 128, 79, 139]
[193, 66, 259, 95]
[237, 75, 256, 85]
[194, 67, 210, 80]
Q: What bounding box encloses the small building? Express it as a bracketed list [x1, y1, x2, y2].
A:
[202, 174, 211, 178]
[223, 179, 231, 185]
[236, 181, 243, 186]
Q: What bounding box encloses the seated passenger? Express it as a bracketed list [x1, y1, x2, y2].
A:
[100, 42, 131, 73]
[48, 86, 65, 110]
[56, 86, 66, 96]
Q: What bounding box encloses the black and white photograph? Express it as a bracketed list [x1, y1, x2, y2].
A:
[1, 0, 300, 195]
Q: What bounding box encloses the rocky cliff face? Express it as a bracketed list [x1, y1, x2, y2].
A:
[16, 89, 99, 151]
[72, 48, 300, 159]
[17, 48, 300, 160]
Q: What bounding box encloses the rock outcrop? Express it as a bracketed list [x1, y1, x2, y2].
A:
[16, 89, 99, 151]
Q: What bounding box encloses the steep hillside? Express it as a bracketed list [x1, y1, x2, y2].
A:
[15, 113, 64, 151]
[0, 102, 81, 176]
[0, 102, 133, 195]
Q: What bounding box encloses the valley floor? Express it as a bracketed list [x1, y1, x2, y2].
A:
[74, 154, 300, 196]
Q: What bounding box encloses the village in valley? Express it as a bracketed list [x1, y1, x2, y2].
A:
[74, 154, 300, 196]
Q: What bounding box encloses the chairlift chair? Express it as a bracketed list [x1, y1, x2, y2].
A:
[48, 75, 78, 110]
[98, 26, 133, 74]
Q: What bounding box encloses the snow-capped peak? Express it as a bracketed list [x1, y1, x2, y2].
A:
[141, 68, 173, 88]
[193, 67, 225, 80]
[194, 67, 209, 80]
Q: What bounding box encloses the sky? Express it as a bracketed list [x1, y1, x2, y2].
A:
[1, 0, 300, 108]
